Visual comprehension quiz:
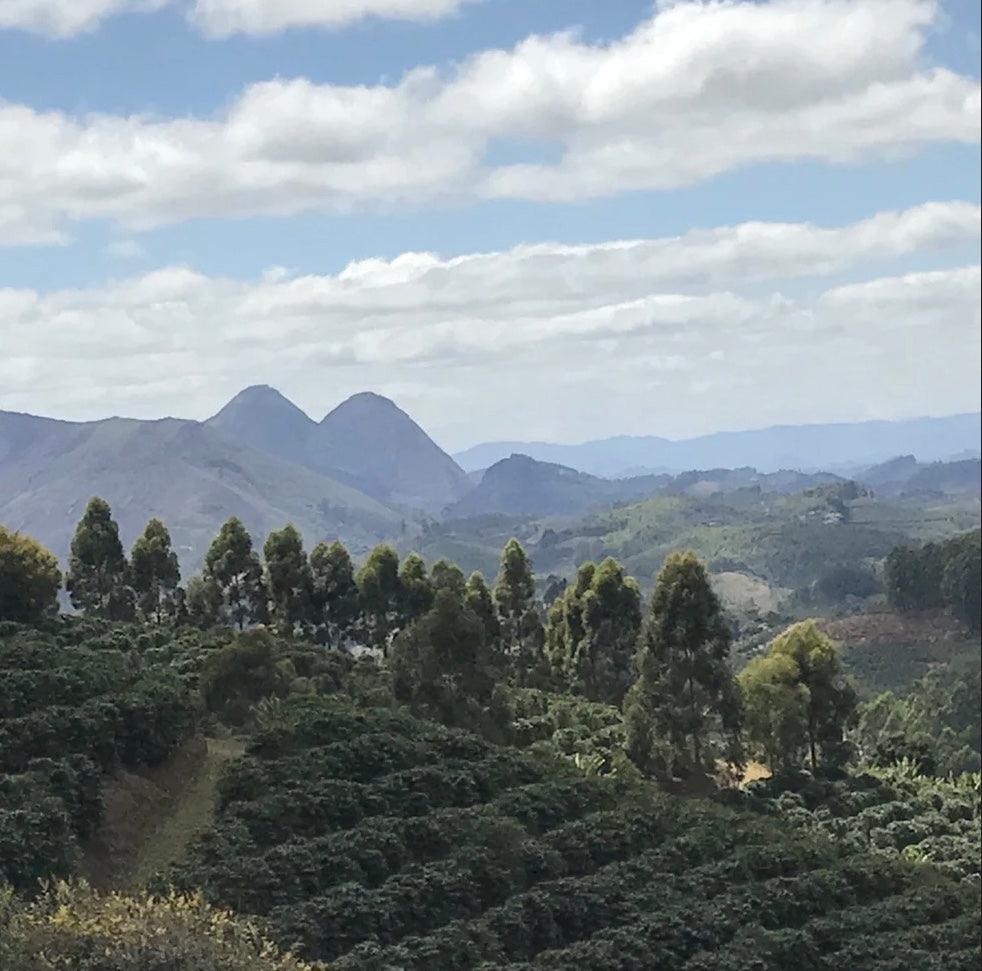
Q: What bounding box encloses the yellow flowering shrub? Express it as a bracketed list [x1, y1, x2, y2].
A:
[0, 882, 325, 970]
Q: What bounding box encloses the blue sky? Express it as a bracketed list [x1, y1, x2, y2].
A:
[0, 0, 980, 448]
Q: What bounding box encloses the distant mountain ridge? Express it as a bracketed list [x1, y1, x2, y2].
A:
[445, 453, 848, 520]
[855, 455, 982, 498]
[454, 413, 982, 477]
[0, 409, 404, 573]
[4, 392, 979, 575]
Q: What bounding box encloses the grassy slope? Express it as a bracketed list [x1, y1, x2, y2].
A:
[81, 736, 246, 892]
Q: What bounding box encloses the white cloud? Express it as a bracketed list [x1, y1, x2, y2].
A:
[1, 205, 979, 444]
[188, 0, 474, 36]
[1, 1, 978, 244]
[0, 0, 161, 36]
[0, 0, 469, 35]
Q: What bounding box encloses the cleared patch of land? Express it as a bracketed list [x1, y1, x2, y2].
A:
[81, 735, 246, 892]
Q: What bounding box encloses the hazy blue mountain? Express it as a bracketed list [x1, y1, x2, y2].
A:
[206, 384, 315, 466]
[207, 387, 471, 514]
[0, 410, 405, 573]
[454, 413, 982, 477]
[446, 454, 847, 520]
[308, 392, 471, 514]
[445, 454, 660, 519]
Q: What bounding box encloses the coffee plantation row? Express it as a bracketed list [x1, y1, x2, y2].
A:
[167, 696, 981, 969]
[0, 622, 198, 890]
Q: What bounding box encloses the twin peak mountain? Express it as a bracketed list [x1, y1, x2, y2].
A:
[207, 385, 469, 513]
[0, 385, 472, 570]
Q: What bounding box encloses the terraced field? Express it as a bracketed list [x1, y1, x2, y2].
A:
[170, 697, 981, 970]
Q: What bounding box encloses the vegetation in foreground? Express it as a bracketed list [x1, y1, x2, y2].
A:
[0, 499, 979, 968]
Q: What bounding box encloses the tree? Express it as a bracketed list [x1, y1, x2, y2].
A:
[582, 559, 643, 701]
[398, 553, 434, 626]
[624, 551, 737, 777]
[389, 587, 507, 739]
[263, 524, 311, 636]
[431, 559, 466, 598]
[465, 571, 500, 646]
[65, 497, 133, 619]
[202, 517, 267, 630]
[0, 526, 61, 623]
[309, 540, 360, 648]
[941, 530, 981, 633]
[356, 545, 402, 654]
[493, 539, 544, 682]
[547, 558, 642, 705]
[738, 651, 810, 771]
[184, 574, 223, 629]
[854, 667, 980, 776]
[130, 518, 180, 623]
[884, 542, 944, 612]
[756, 620, 857, 771]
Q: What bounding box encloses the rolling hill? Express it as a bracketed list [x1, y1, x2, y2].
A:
[856, 456, 982, 498]
[445, 454, 849, 520]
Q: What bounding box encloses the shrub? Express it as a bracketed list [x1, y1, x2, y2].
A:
[0, 882, 325, 970]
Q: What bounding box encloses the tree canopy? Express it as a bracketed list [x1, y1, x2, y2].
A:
[65, 497, 133, 619]
[0, 526, 61, 624]
[130, 517, 181, 622]
[203, 517, 268, 630]
[624, 551, 740, 777]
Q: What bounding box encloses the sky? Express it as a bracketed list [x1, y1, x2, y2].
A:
[0, 0, 980, 451]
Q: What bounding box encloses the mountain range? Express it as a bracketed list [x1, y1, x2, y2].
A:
[2, 388, 979, 573]
[454, 413, 982, 477]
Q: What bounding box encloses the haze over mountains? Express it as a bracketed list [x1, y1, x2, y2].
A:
[1, 386, 979, 572]
[454, 413, 982, 477]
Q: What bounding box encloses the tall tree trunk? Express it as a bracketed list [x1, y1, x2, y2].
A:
[688, 673, 701, 768]
[808, 712, 817, 771]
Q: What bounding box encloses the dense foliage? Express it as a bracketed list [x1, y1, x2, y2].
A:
[0, 621, 197, 891]
[854, 667, 981, 775]
[885, 530, 981, 632]
[732, 764, 981, 885]
[1, 500, 980, 969]
[0, 527, 60, 624]
[168, 697, 980, 969]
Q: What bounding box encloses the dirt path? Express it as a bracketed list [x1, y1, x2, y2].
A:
[127, 736, 246, 889]
[81, 736, 246, 892]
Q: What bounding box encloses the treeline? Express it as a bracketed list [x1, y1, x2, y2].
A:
[1, 498, 867, 781]
[884, 529, 981, 632]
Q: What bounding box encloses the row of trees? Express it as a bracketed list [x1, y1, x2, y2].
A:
[884, 529, 981, 632]
[2, 499, 859, 780]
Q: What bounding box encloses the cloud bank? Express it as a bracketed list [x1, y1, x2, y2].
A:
[1, 1, 978, 245]
[2, 202, 979, 445]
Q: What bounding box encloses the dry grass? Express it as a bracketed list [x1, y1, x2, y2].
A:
[81, 736, 246, 892]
